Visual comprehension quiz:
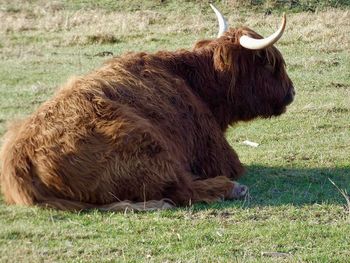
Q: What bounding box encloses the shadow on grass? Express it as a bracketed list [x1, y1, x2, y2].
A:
[195, 165, 350, 210]
[1, 165, 349, 214]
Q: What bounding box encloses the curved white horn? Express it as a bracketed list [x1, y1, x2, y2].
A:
[210, 4, 228, 38]
[239, 13, 286, 50]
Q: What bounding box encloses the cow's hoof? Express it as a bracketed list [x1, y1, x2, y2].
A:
[231, 183, 248, 199]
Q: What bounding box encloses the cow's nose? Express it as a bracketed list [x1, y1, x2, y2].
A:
[291, 87, 296, 96]
[284, 87, 295, 105]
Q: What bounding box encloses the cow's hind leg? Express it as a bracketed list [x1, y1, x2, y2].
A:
[189, 176, 248, 204]
[91, 110, 247, 209]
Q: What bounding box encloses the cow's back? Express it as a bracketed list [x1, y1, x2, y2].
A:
[0, 53, 213, 205]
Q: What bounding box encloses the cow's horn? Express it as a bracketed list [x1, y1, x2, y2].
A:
[239, 13, 286, 50]
[210, 4, 228, 38]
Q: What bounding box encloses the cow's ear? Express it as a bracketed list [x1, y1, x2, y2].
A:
[213, 44, 235, 71]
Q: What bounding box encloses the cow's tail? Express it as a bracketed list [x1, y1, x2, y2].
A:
[0, 122, 174, 212]
[37, 198, 174, 212]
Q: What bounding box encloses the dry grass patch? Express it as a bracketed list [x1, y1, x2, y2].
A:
[1, 3, 349, 54]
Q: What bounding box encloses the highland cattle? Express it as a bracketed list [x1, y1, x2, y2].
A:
[0, 5, 294, 211]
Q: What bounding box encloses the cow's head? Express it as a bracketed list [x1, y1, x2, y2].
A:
[195, 5, 295, 121]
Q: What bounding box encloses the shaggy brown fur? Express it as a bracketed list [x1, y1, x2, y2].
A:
[0, 27, 294, 211]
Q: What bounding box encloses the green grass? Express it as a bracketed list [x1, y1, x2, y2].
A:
[0, 0, 350, 262]
[1, 204, 349, 262]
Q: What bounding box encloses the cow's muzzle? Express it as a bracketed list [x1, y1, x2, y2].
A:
[283, 87, 295, 106]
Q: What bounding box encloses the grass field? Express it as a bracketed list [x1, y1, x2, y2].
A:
[0, 0, 349, 262]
